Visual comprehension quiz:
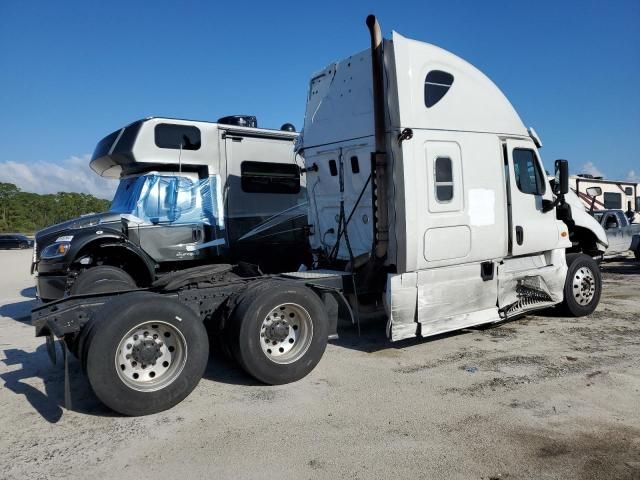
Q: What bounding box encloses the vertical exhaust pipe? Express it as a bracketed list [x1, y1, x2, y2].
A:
[366, 14, 389, 259]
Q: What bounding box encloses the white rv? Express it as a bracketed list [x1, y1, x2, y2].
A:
[32, 17, 603, 416]
[570, 174, 640, 222]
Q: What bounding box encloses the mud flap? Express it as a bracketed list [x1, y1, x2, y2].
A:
[45, 334, 57, 365]
[60, 339, 72, 410]
[385, 273, 418, 341]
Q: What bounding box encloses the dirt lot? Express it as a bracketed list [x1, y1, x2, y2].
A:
[1, 249, 639, 480]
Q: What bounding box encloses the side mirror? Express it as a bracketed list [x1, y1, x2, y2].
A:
[586, 186, 602, 197]
[554, 159, 569, 195]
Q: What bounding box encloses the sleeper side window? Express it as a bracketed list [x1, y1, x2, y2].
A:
[513, 149, 546, 195]
[434, 156, 454, 202]
[155, 124, 201, 150]
[240, 161, 301, 194]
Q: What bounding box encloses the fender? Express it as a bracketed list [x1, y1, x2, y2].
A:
[93, 241, 157, 281]
[564, 189, 608, 250]
[37, 226, 124, 274]
[63, 228, 156, 282]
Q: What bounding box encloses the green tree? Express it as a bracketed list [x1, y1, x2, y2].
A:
[0, 182, 111, 234]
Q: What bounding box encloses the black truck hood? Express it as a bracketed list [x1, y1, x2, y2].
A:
[35, 212, 122, 244]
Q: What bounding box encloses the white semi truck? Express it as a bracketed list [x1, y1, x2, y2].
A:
[32, 16, 603, 415]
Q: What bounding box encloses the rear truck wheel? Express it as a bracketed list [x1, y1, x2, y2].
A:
[230, 282, 328, 385]
[70, 265, 136, 296]
[84, 292, 209, 416]
[559, 253, 602, 317]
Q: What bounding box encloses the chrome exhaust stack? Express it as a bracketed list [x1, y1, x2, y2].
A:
[366, 15, 389, 260]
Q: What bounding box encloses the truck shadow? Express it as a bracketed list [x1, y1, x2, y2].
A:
[331, 317, 469, 354]
[0, 287, 37, 323]
[0, 344, 113, 422]
[202, 355, 263, 386]
[599, 261, 640, 275]
[0, 299, 34, 323]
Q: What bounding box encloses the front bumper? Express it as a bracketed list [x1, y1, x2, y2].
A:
[36, 274, 67, 301]
[34, 257, 71, 300]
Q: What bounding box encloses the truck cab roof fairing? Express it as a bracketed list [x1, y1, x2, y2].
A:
[390, 32, 528, 136]
[301, 32, 528, 151]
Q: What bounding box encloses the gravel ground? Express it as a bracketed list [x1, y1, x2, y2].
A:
[1, 249, 639, 480]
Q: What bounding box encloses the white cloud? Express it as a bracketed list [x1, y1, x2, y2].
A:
[0, 155, 117, 200]
[627, 170, 640, 182]
[578, 161, 604, 178]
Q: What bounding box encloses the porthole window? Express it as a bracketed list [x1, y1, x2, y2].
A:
[424, 70, 454, 108]
[434, 156, 454, 202]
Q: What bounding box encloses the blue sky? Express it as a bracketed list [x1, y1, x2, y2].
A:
[0, 0, 638, 198]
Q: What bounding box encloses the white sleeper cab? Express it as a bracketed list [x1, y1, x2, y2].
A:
[300, 17, 596, 341]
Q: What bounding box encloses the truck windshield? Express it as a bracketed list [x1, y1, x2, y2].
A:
[110, 176, 147, 214]
[110, 174, 220, 225]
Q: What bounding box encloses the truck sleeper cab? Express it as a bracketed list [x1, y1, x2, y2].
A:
[31, 16, 602, 416]
[34, 116, 309, 300]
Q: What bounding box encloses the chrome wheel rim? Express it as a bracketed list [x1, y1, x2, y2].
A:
[572, 266, 596, 306]
[115, 321, 187, 392]
[260, 303, 313, 364]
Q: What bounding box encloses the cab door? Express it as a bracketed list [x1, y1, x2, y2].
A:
[138, 176, 204, 262]
[504, 139, 559, 256]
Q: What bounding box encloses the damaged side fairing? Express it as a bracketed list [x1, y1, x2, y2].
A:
[497, 249, 566, 317]
[385, 262, 501, 341]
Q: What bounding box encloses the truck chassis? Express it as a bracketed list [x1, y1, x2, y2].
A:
[32, 265, 349, 415]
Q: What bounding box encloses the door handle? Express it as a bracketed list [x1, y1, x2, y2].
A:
[516, 226, 524, 246]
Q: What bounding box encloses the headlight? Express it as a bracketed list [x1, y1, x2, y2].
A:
[40, 242, 71, 259]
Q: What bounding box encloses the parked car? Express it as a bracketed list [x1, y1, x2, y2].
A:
[593, 209, 640, 259]
[0, 234, 33, 249]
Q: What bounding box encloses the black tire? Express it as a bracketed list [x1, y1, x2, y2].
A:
[229, 281, 328, 385]
[634, 249, 639, 261]
[84, 292, 209, 415]
[559, 253, 602, 317]
[70, 265, 136, 296]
